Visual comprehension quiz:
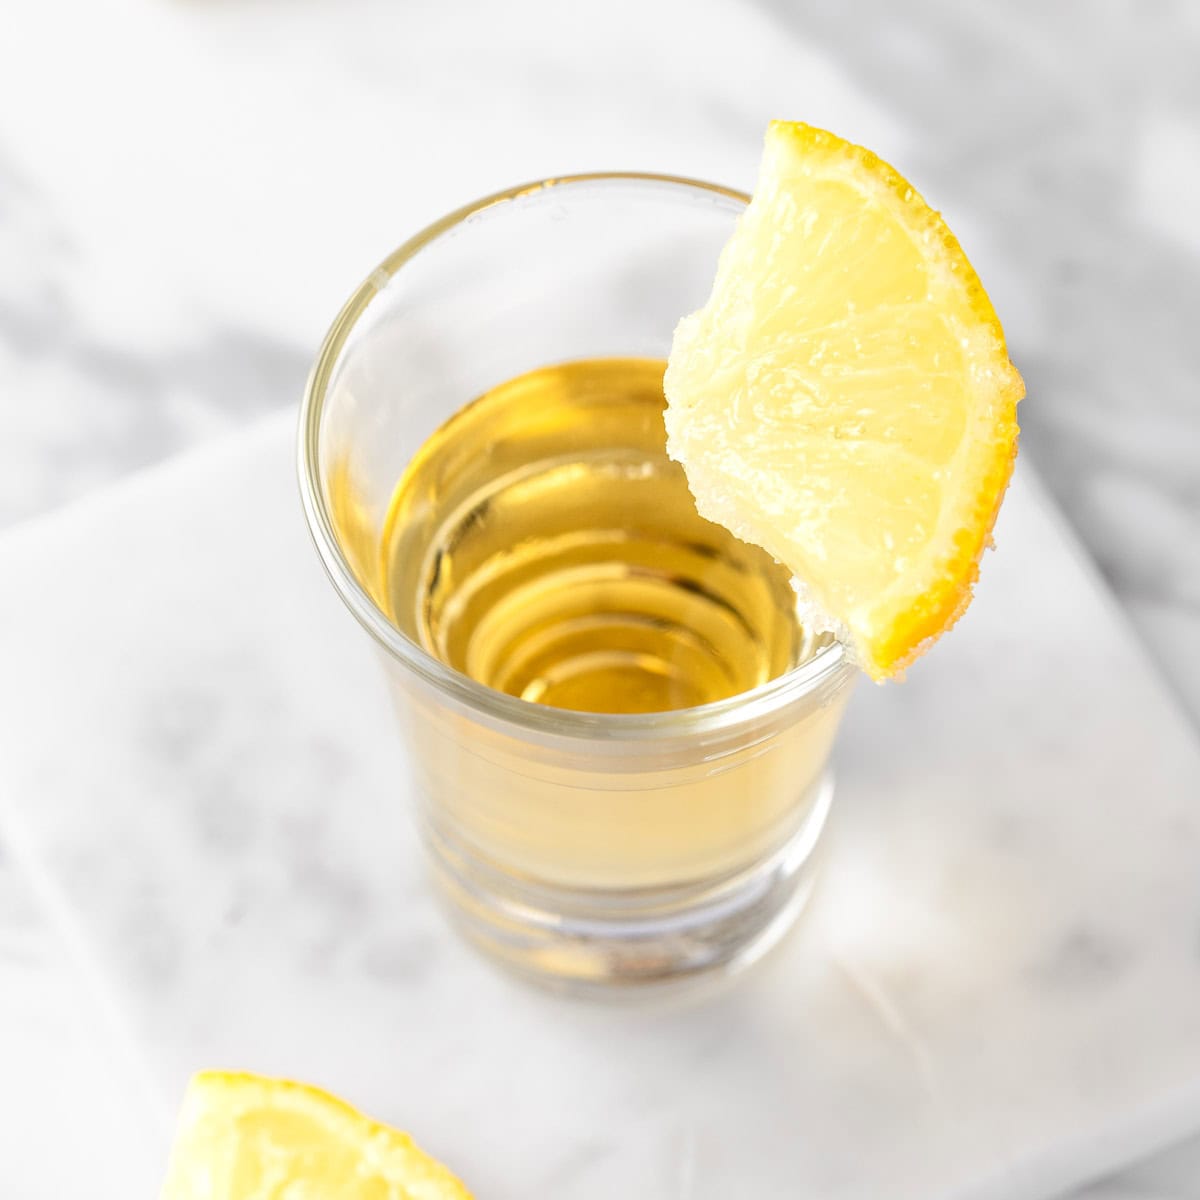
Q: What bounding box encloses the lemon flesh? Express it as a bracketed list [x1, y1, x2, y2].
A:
[160, 1072, 473, 1200]
[665, 121, 1023, 679]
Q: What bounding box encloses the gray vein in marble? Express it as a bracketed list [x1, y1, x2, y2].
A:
[0, 146, 306, 532]
[1028, 926, 1136, 992]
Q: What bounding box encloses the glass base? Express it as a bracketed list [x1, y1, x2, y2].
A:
[422, 774, 834, 995]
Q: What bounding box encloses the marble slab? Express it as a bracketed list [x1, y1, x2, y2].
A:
[0, 850, 161, 1198]
[0, 414, 1198, 1199]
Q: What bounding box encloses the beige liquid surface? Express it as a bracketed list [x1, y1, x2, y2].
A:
[379, 358, 815, 713]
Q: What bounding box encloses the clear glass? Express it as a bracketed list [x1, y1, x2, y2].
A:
[299, 174, 856, 992]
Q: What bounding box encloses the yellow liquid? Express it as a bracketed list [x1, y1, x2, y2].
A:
[379, 358, 815, 713]
[329, 356, 850, 896]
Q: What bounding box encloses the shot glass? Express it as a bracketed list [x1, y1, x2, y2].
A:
[299, 174, 856, 992]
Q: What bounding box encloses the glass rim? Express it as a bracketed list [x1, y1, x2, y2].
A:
[298, 171, 852, 741]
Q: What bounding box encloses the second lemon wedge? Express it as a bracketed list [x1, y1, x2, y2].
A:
[160, 1071, 472, 1200]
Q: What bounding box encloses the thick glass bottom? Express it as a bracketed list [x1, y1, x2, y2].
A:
[422, 774, 834, 995]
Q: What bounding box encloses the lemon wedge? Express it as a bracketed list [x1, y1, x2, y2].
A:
[665, 121, 1023, 679]
[160, 1071, 472, 1199]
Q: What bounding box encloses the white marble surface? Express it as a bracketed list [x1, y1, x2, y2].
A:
[0, 0, 1198, 1196]
[3, 415, 1200, 1198]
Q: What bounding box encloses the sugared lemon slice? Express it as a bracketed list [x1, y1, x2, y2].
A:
[665, 121, 1023, 679]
